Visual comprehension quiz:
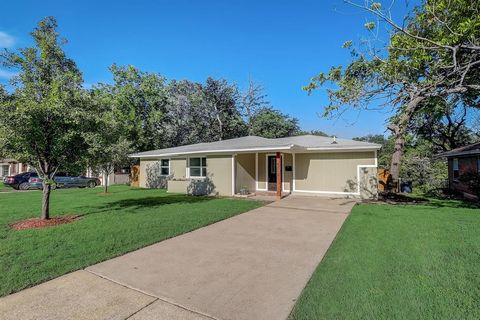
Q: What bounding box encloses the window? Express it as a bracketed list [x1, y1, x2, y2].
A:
[1, 165, 8, 177]
[160, 159, 170, 176]
[189, 157, 207, 177]
[453, 158, 459, 179]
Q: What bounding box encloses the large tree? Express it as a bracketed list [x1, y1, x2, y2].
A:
[202, 77, 246, 141]
[240, 79, 269, 135]
[305, 0, 480, 184]
[409, 99, 475, 152]
[106, 64, 168, 152]
[250, 107, 300, 138]
[0, 17, 92, 219]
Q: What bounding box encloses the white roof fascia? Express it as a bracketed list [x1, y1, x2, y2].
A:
[129, 145, 295, 158]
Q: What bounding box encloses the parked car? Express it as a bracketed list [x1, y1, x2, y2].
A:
[3, 171, 38, 190]
[28, 174, 101, 190]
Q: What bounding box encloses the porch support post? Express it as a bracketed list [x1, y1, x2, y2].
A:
[276, 151, 282, 199]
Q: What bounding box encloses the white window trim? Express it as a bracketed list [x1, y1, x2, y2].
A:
[159, 158, 171, 176]
[187, 156, 207, 179]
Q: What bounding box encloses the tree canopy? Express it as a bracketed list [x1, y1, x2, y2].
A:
[0, 17, 93, 219]
[304, 0, 480, 183]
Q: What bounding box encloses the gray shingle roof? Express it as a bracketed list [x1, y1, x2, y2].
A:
[438, 142, 480, 158]
[130, 135, 382, 158]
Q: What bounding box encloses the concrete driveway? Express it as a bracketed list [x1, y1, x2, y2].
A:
[0, 196, 357, 320]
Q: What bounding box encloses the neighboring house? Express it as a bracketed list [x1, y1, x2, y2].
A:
[0, 159, 30, 179]
[439, 142, 480, 199]
[130, 135, 382, 199]
[85, 167, 131, 186]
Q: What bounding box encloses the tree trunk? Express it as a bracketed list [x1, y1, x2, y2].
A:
[387, 95, 425, 192]
[216, 113, 223, 141]
[104, 171, 109, 193]
[390, 131, 404, 191]
[41, 184, 51, 220]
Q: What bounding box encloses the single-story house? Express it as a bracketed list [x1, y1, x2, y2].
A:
[439, 142, 480, 200]
[129, 135, 382, 199]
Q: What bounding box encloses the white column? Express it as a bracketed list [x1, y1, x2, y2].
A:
[231, 155, 236, 196]
[255, 153, 258, 191]
[292, 153, 296, 192]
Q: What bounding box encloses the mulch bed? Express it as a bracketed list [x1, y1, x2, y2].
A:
[379, 192, 429, 204]
[9, 215, 80, 230]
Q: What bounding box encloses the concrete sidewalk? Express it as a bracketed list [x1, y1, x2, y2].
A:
[0, 196, 356, 320]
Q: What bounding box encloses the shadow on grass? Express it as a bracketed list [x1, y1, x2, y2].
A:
[423, 198, 480, 209]
[378, 192, 479, 209]
[109, 194, 213, 210]
[77, 194, 215, 217]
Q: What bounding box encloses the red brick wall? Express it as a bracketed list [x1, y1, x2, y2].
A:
[450, 156, 480, 195]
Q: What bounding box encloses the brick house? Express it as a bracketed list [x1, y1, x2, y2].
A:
[440, 142, 480, 200]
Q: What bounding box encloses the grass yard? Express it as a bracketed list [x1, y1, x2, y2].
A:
[0, 185, 262, 297]
[290, 198, 480, 320]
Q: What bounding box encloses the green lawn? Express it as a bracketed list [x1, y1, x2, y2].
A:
[0, 185, 262, 297]
[290, 199, 480, 320]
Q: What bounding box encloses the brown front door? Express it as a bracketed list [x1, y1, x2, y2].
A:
[267, 155, 281, 191]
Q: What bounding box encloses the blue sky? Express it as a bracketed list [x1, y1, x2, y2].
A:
[0, 0, 416, 138]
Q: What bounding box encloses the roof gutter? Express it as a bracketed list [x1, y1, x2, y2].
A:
[436, 149, 480, 158]
[129, 144, 381, 158]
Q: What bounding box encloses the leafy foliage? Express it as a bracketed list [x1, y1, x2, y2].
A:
[0, 17, 93, 218]
[459, 172, 480, 198]
[249, 107, 300, 138]
[304, 0, 480, 182]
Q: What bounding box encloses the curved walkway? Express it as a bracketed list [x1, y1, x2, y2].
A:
[0, 196, 356, 320]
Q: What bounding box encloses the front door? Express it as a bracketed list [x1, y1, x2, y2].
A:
[267, 155, 281, 191]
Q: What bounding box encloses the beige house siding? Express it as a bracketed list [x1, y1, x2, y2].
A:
[235, 153, 256, 193]
[206, 155, 233, 196]
[294, 152, 376, 194]
[140, 155, 233, 196]
[139, 159, 157, 188]
[170, 158, 187, 179]
[139, 150, 377, 199]
[257, 153, 267, 190]
[358, 166, 378, 198]
[283, 153, 292, 192]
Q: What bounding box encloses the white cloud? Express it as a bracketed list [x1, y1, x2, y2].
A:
[0, 31, 15, 48]
[0, 69, 18, 79]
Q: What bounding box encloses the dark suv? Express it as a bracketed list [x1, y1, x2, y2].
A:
[3, 172, 38, 190]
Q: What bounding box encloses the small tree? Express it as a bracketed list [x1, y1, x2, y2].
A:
[87, 87, 133, 194]
[0, 17, 91, 219]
